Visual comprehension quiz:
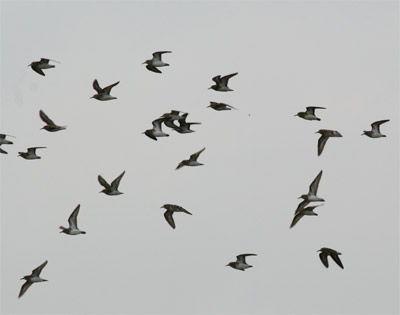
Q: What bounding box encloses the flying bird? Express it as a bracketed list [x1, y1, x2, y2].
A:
[59, 204, 86, 235]
[315, 129, 342, 156]
[176, 147, 205, 170]
[161, 110, 187, 129]
[18, 147, 46, 160]
[143, 117, 170, 141]
[19, 260, 48, 298]
[207, 102, 237, 111]
[209, 72, 238, 91]
[91, 79, 120, 101]
[160, 204, 192, 229]
[98, 171, 125, 195]
[318, 247, 344, 269]
[297, 170, 325, 211]
[172, 113, 201, 134]
[28, 58, 59, 76]
[143, 51, 172, 73]
[290, 204, 323, 228]
[39, 110, 66, 132]
[226, 254, 257, 271]
[295, 106, 326, 121]
[362, 119, 390, 138]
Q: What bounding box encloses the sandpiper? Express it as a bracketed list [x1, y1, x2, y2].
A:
[91, 79, 120, 101]
[295, 106, 326, 121]
[290, 204, 322, 228]
[176, 147, 205, 170]
[98, 171, 125, 196]
[143, 51, 172, 73]
[297, 170, 325, 211]
[59, 204, 86, 235]
[161, 110, 187, 129]
[143, 117, 169, 141]
[28, 58, 59, 76]
[208, 102, 237, 111]
[39, 110, 66, 132]
[19, 260, 48, 298]
[362, 119, 390, 138]
[18, 147, 46, 160]
[226, 254, 257, 271]
[316, 129, 342, 156]
[318, 247, 344, 269]
[209, 72, 238, 91]
[160, 204, 192, 229]
[172, 113, 201, 134]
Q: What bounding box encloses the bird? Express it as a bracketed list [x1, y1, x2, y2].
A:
[28, 58, 59, 76]
[143, 117, 170, 141]
[18, 147, 46, 160]
[143, 51, 172, 73]
[39, 110, 66, 132]
[209, 72, 238, 91]
[0, 134, 14, 154]
[318, 247, 344, 269]
[207, 102, 237, 111]
[226, 254, 257, 271]
[172, 113, 201, 134]
[160, 204, 192, 229]
[176, 147, 205, 170]
[98, 171, 125, 195]
[59, 204, 86, 235]
[161, 110, 187, 129]
[290, 204, 323, 228]
[19, 260, 48, 298]
[91, 79, 119, 101]
[315, 129, 342, 156]
[362, 119, 390, 138]
[297, 170, 325, 211]
[295, 106, 326, 121]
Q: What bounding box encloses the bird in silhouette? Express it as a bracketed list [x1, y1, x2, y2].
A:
[208, 102, 237, 111]
[209, 72, 238, 91]
[290, 204, 323, 228]
[160, 204, 192, 229]
[295, 106, 326, 121]
[316, 129, 342, 156]
[19, 260, 48, 298]
[39, 110, 66, 132]
[143, 51, 172, 73]
[59, 204, 86, 235]
[28, 58, 59, 76]
[226, 254, 257, 271]
[176, 148, 205, 170]
[362, 119, 390, 138]
[98, 171, 125, 195]
[91, 79, 119, 101]
[318, 247, 344, 269]
[143, 117, 170, 141]
[18, 147, 46, 160]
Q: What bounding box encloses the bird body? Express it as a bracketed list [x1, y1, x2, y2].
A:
[176, 147, 205, 170]
[295, 106, 325, 121]
[362, 119, 390, 138]
[160, 204, 192, 229]
[18, 147, 46, 159]
[29, 58, 58, 76]
[39, 110, 66, 132]
[209, 72, 238, 91]
[98, 171, 125, 195]
[60, 204, 86, 235]
[143, 117, 169, 141]
[226, 254, 257, 271]
[19, 260, 48, 298]
[208, 102, 236, 111]
[91, 79, 119, 101]
[318, 247, 344, 269]
[143, 51, 172, 73]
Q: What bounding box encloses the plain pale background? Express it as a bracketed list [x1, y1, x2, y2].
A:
[1, 1, 398, 314]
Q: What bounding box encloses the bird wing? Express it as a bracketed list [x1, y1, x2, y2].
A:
[144, 130, 158, 141]
[319, 252, 329, 268]
[189, 147, 205, 161]
[236, 254, 256, 264]
[0, 147, 7, 154]
[103, 81, 120, 95]
[68, 204, 80, 229]
[331, 253, 344, 269]
[146, 64, 162, 73]
[176, 160, 186, 170]
[290, 211, 305, 228]
[92, 79, 102, 93]
[295, 199, 310, 215]
[32, 260, 48, 277]
[40, 58, 50, 64]
[212, 75, 221, 83]
[175, 205, 192, 215]
[152, 51, 171, 61]
[39, 110, 56, 126]
[371, 119, 389, 133]
[164, 211, 175, 229]
[317, 135, 329, 156]
[31, 65, 45, 76]
[18, 281, 33, 298]
[306, 106, 325, 115]
[309, 170, 323, 195]
[98, 175, 111, 189]
[152, 118, 166, 131]
[111, 171, 125, 189]
[220, 72, 238, 85]
[27, 147, 46, 154]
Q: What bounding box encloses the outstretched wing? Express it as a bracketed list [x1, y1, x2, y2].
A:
[31, 65, 45, 76]
[189, 147, 205, 161]
[39, 110, 56, 126]
[309, 170, 323, 195]
[111, 171, 125, 189]
[306, 106, 325, 115]
[32, 260, 48, 277]
[290, 211, 304, 228]
[68, 204, 80, 229]
[146, 65, 162, 73]
[98, 175, 111, 189]
[295, 199, 310, 215]
[317, 136, 329, 156]
[220, 72, 238, 85]
[319, 252, 329, 268]
[18, 281, 33, 298]
[236, 254, 257, 264]
[27, 147, 46, 154]
[164, 211, 175, 229]
[92, 79, 102, 93]
[152, 51, 172, 61]
[371, 119, 390, 133]
[212, 75, 221, 84]
[331, 253, 344, 269]
[103, 81, 120, 95]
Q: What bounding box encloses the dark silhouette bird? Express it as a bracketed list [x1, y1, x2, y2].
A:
[171, 113, 201, 134]
[28, 58, 59, 76]
[143, 51, 172, 73]
[209, 72, 238, 91]
[295, 106, 326, 121]
[315, 129, 342, 156]
[160, 204, 192, 229]
[226, 254, 257, 271]
[207, 102, 237, 111]
[143, 117, 170, 141]
[290, 204, 322, 228]
[39, 110, 66, 132]
[297, 170, 325, 212]
[362, 119, 390, 138]
[318, 248, 344, 269]
[176, 148, 205, 170]
[19, 260, 48, 298]
[91, 79, 119, 101]
[18, 147, 46, 160]
[59, 204, 86, 235]
[98, 171, 125, 195]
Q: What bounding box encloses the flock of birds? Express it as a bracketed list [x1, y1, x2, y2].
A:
[2, 52, 391, 298]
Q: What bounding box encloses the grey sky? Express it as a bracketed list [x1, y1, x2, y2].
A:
[1, 1, 399, 314]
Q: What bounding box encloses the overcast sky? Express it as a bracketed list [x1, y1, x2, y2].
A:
[1, 1, 399, 314]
